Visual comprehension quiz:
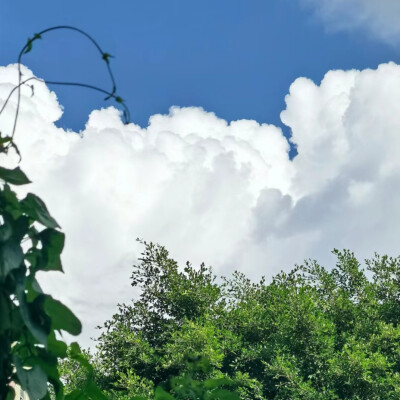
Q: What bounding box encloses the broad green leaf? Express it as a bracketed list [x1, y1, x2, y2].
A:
[0, 240, 23, 280]
[0, 166, 31, 185]
[39, 228, 65, 272]
[15, 357, 48, 400]
[47, 332, 68, 358]
[21, 193, 60, 228]
[16, 288, 49, 345]
[44, 296, 82, 336]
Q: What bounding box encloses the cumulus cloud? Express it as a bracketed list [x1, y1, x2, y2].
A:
[302, 0, 400, 44]
[1, 62, 400, 345]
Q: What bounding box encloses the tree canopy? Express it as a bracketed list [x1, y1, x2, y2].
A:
[61, 242, 400, 399]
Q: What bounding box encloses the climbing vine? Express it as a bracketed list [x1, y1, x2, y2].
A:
[0, 27, 128, 400]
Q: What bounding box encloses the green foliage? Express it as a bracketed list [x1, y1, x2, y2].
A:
[0, 137, 86, 398]
[73, 244, 400, 400]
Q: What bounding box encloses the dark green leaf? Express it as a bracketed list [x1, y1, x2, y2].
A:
[0, 291, 11, 332]
[44, 296, 82, 336]
[0, 135, 12, 146]
[0, 240, 23, 280]
[27, 225, 39, 247]
[39, 228, 65, 272]
[26, 276, 43, 302]
[115, 96, 123, 103]
[12, 216, 30, 242]
[16, 288, 49, 345]
[0, 185, 21, 219]
[47, 332, 68, 358]
[0, 220, 12, 242]
[0, 166, 31, 185]
[21, 193, 60, 228]
[15, 357, 48, 400]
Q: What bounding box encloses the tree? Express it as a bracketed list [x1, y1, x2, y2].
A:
[77, 244, 400, 400]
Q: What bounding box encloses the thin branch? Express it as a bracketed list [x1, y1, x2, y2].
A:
[0, 25, 130, 153]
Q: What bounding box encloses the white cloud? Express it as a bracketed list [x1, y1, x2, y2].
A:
[2, 62, 400, 346]
[302, 0, 400, 44]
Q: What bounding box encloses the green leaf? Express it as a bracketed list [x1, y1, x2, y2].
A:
[0, 185, 21, 219]
[27, 225, 40, 247]
[21, 193, 60, 228]
[15, 357, 48, 400]
[26, 276, 43, 302]
[65, 389, 87, 400]
[0, 135, 12, 146]
[0, 240, 23, 280]
[5, 387, 15, 400]
[0, 291, 11, 332]
[16, 288, 50, 345]
[115, 96, 123, 103]
[44, 296, 82, 336]
[47, 332, 68, 358]
[39, 228, 65, 272]
[69, 342, 92, 371]
[0, 220, 12, 242]
[0, 166, 31, 185]
[85, 381, 109, 400]
[154, 386, 176, 400]
[12, 216, 30, 242]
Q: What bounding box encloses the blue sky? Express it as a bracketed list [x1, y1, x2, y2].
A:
[1, 0, 398, 140]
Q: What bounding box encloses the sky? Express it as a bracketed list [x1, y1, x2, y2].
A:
[1, 0, 400, 346]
